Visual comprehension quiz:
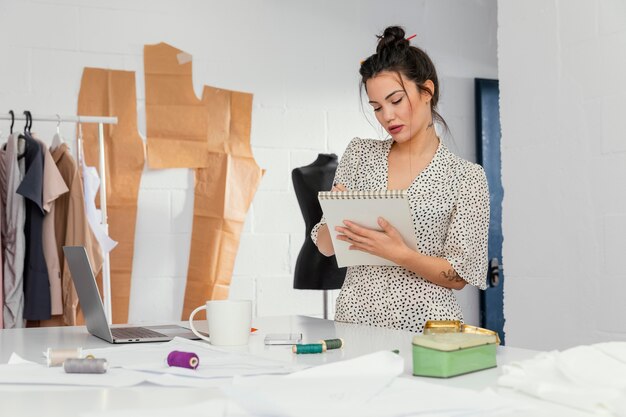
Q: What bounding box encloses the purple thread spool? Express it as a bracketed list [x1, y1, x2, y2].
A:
[167, 350, 199, 370]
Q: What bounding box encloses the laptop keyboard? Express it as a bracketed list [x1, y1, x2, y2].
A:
[111, 327, 167, 339]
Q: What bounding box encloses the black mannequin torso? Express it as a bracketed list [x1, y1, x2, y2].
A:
[292, 154, 346, 290]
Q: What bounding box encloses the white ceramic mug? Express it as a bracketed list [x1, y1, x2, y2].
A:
[188, 300, 252, 346]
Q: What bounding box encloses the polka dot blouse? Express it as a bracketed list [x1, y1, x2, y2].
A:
[311, 138, 490, 333]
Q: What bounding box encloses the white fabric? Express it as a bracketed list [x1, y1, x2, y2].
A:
[0, 337, 301, 388]
[82, 399, 232, 417]
[224, 351, 529, 417]
[498, 342, 626, 415]
[83, 337, 300, 379]
[81, 159, 117, 254]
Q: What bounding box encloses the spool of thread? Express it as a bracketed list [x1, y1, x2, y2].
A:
[63, 358, 108, 374]
[319, 338, 344, 350]
[167, 350, 200, 370]
[292, 343, 326, 354]
[46, 348, 83, 367]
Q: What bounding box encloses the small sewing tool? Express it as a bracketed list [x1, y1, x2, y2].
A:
[167, 350, 200, 369]
[63, 358, 108, 374]
[319, 338, 344, 350]
[292, 343, 326, 354]
[45, 348, 83, 367]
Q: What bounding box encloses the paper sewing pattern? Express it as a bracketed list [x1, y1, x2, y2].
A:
[77, 68, 146, 324]
[143, 43, 263, 317]
[71, 44, 260, 322]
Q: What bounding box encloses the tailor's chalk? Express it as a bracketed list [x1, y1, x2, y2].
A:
[167, 350, 199, 370]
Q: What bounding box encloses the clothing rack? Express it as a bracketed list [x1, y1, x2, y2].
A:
[1, 112, 118, 324]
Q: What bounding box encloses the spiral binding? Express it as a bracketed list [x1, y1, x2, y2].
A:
[318, 190, 407, 200]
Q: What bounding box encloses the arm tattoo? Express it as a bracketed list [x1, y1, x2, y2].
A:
[440, 269, 464, 283]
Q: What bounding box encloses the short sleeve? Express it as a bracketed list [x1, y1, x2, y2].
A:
[443, 163, 490, 289]
[310, 138, 361, 245]
[16, 139, 45, 214]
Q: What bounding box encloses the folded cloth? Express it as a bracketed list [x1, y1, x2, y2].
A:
[498, 342, 626, 415]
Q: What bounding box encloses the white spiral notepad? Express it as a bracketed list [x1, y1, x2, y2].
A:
[318, 190, 418, 267]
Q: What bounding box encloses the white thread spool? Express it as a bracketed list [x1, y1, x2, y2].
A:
[45, 348, 83, 367]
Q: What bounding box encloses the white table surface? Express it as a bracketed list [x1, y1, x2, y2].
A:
[0, 315, 556, 417]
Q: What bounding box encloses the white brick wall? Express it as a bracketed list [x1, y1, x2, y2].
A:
[500, 0, 626, 350]
[0, 0, 497, 324]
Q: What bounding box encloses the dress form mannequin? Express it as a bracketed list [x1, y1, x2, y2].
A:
[292, 154, 346, 293]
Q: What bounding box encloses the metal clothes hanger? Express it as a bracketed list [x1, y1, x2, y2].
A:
[26, 110, 33, 133]
[20, 110, 33, 134]
[51, 113, 64, 150]
[2, 110, 15, 144]
[17, 110, 31, 159]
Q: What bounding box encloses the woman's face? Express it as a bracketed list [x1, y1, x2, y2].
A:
[365, 71, 433, 144]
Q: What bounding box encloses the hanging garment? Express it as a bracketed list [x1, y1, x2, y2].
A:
[0, 141, 3, 329]
[143, 43, 262, 317]
[39, 140, 69, 316]
[16, 133, 50, 321]
[77, 68, 145, 324]
[0, 193, 2, 329]
[51, 144, 104, 325]
[0, 133, 26, 328]
[81, 161, 117, 254]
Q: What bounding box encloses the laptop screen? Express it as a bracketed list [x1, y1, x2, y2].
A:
[62, 246, 114, 342]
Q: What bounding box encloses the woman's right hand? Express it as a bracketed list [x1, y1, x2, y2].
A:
[331, 183, 347, 192]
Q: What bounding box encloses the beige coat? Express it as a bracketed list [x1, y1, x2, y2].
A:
[38, 140, 69, 316]
[52, 144, 103, 326]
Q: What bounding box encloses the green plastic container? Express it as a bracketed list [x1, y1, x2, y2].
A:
[412, 333, 497, 378]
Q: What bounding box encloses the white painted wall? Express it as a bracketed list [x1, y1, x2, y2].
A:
[499, 0, 626, 350]
[0, 0, 497, 324]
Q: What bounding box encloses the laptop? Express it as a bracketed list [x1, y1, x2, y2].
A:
[63, 246, 200, 343]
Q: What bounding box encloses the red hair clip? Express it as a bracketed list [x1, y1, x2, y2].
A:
[406, 34, 417, 41]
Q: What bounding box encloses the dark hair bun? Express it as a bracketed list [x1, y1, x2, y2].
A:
[376, 26, 409, 55]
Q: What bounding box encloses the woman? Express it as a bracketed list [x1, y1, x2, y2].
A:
[312, 26, 490, 333]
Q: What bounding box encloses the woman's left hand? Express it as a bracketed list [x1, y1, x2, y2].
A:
[335, 217, 411, 264]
